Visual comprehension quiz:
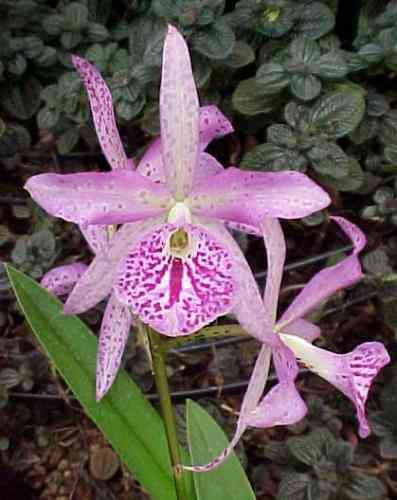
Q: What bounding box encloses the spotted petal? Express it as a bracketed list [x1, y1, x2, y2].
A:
[80, 224, 109, 254]
[281, 335, 390, 437]
[96, 292, 132, 400]
[282, 318, 321, 342]
[25, 171, 171, 226]
[278, 217, 366, 330]
[64, 220, 161, 314]
[160, 25, 199, 198]
[115, 222, 236, 336]
[72, 56, 130, 171]
[262, 218, 286, 324]
[41, 263, 87, 296]
[188, 168, 331, 226]
[198, 105, 233, 150]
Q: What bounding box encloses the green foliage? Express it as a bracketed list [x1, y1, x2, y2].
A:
[275, 429, 386, 500]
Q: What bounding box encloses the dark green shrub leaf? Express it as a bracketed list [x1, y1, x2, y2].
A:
[241, 143, 307, 171]
[63, 2, 89, 32]
[256, 63, 289, 94]
[87, 23, 109, 43]
[191, 21, 235, 60]
[308, 141, 350, 178]
[380, 111, 397, 144]
[116, 95, 145, 121]
[256, 5, 295, 38]
[309, 90, 365, 138]
[61, 32, 83, 50]
[289, 36, 320, 63]
[384, 144, 397, 164]
[277, 473, 311, 500]
[312, 52, 348, 79]
[233, 78, 281, 116]
[37, 107, 60, 129]
[267, 124, 297, 147]
[342, 472, 386, 500]
[8, 54, 27, 76]
[358, 43, 384, 64]
[36, 46, 57, 67]
[1, 77, 42, 120]
[0, 123, 31, 158]
[222, 41, 255, 68]
[290, 74, 321, 101]
[44, 14, 63, 35]
[297, 2, 335, 39]
[57, 127, 80, 154]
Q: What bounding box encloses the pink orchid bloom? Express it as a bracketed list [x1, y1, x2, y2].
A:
[185, 217, 390, 472]
[26, 25, 329, 340]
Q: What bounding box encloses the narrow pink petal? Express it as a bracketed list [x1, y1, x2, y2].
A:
[281, 318, 321, 342]
[198, 218, 277, 345]
[194, 153, 224, 185]
[41, 263, 87, 296]
[282, 335, 390, 437]
[261, 218, 286, 324]
[64, 220, 161, 314]
[246, 380, 307, 428]
[115, 222, 236, 336]
[25, 171, 171, 226]
[199, 105, 234, 150]
[184, 344, 271, 472]
[72, 55, 128, 171]
[278, 217, 366, 329]
[160, 25, 199, 198]
[80, 224, 109, 254]
[96, 292, 132, 400]
[136, 138, 165, 183]
[225, 221, 261, 236]
[188, 168, 331, 225]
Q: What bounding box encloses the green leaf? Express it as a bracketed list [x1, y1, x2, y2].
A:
[37, 106, 60, 129]
[289, 36, 320, 63]
[57, 127, 80, 154]
[290, 74, 321, 101]
[312, 52, 348, 79]
[63, 2, 89, 32]
[277, 472, 311, 500]
[186, 400, 255, 500]
[267, 124, 297, 148]
[287, 428, 335, 466]
[0, 123, 31, 158]
[5, 265, 184, 500]
[298, 2, 335, 40]
[318, 158, 364, 192]
[87, 23, 109, 43]
[233, 78, 282, 116]
[309, 89, 365, 138]
[241, 143, 307, 172]
[0, 77, 42, 120]
[256, 63, 289, 95]
[221, 41, 255, 68]
[191, 21, 235, 60]
[358, 43, 384, 64]
[308, 141, 350, 178]
[342, 472, 386, 500]
[61, 32, 83, 50]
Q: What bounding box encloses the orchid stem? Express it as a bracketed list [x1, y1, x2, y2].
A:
[147, 327, 188, 500]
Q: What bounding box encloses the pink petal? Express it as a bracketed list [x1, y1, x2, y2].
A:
[188, 168, 331, 225]
[199, 105, 234, 150]
[137, 138, 164, 183]
[96, 292, 132, 400]
[194, 153, 224, 185]
[262, 218, 286, 324]
[64, 220, 159, 314]
[184, 344, 272, 472]
[225, 221, 261, 236]
[246, 380, 307, 428]
[281, 318, 321, 342]
[160, 25, 199, 198]
[200, 218, 277, 344]
[114, 223, 236, 336]
[41, 263, 87, 296]
[278, 217, 366, 329]
[72, 56, 129, 171]
[80, 224, 109, 254]
[282, 335, 390, 437]
[25, 171, 171, 226]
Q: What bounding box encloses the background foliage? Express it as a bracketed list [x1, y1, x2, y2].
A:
[2, 0, 397, 498]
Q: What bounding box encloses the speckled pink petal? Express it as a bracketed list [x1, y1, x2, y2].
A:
[281, 335, 390, 437]
[199, 105, 234, 150]
[246, 380, 307, 428]
[80, 224, 109, 254]
[184, 344, 272, 472]
[281, 319, 321, 342]
[137, 138, 165, 183]
[114, 223, 236, 336]
[64, 220, 162, 315]
[278, 217, 366, 329]
[198, 218, 278, 345]
[225, 221, 261, 236]
[96, 292, 132, 400]
[194, 153, 224, 185]
[41, 263, 87, 296]
[261, 218, 286, 324]
[160, 25, 199, 198]
[188, 168, 331, 225]
[25, 171, 171, 226]
[72, 56, 128, 171]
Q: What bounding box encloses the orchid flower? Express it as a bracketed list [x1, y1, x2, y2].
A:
[26, 25, 330, 341]
[185, 217, 390, 472]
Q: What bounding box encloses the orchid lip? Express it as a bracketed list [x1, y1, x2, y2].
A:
[167, 200, 191, 224]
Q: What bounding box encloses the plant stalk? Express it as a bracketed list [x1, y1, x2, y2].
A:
[147, 327, 188, 500]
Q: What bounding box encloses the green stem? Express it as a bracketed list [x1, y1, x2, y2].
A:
[147, 327, 188, 500]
